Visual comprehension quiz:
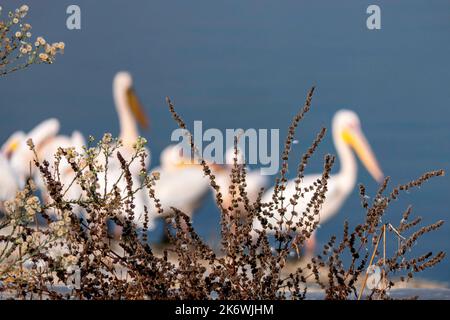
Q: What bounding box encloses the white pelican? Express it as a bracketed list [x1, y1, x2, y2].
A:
[0, 153, 19, 204]
[213, 147, 269, 210]
[1, 131, 26, 159]
[147, 145, 211, 228]
[0, 120, 87, 222]
[0, 131, 26, 203]
[109, 71, 150, 174]
[35, 130, 86, 203]
[8, 118, 61, 188]
[252, 110, 384, 255]
[96, 71, 151, 232]
[4, 120, 86, 205]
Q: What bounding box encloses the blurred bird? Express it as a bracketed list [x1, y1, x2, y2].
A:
[0, 71, 151, 230]
[0, 119, 86, 221]
[212, 147, 269, 211]
[0, 153, 19, 204]
[1, 131, 26, 159]
[4, 119, 85, 203]
[35, 130, 86, 203]
[108, 71, 150, 173]
[252, 110, 384, 255]
[147, 144, 211, 232]
[0, 131, 26, 204]
[8, 118, 60, 188]
[96, 71, 151, 232]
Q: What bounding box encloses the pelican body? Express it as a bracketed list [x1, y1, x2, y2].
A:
[213, 147, 269, 211]
[95, 71, 152, 232]
[150, 145, 210, 220]
[0, 153, 18, 204]
[2, 119, 85, 194]
[252, 110, 384, 254]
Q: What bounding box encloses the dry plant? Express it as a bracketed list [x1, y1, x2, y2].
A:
[310, 172, 445, 300]
[0, 4, 64, 77]
[0, 88, 445, 300]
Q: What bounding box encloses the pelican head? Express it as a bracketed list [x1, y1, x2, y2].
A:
[1, 131, 26, 160]
[114, 71, 133, 90]
[113, 71, 149, 130]
[6, 119, 60, 187]
[207, 147, 244, 174]
[160, 144, 224, 173]
[333, 110, 384, 183]
[160, 145, 195, 171]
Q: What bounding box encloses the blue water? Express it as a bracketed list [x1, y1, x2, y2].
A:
[1, 1, 449, 283]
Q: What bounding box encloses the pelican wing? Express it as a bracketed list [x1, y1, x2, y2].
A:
[149, 166, 209, 217]
[0, 153, 19, 201]
[26, 118, 60, 150]
[256, 174, 344, 234]
[245, 170, 269, 202]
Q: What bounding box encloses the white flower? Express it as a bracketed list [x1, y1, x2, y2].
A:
[37, 36, 46, 45]
[102, 133, 113, 144]
[39, 53, 49, 61]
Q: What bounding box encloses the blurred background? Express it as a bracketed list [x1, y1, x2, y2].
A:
[1, 0, 449, 283]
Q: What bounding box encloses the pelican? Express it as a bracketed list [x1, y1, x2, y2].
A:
[8, 118, 61, 188]
[0, 153, 19, 204]
[34, 130, 86, 203]
[1, 131, 26, 159]
[5, 120, 86, 203]
[213, 147, 269, 210]
[96, 71, 151, 232]
[0, 120, 87, 221]
[252, 110, 384, 255]
[146, 144, 211, 229]
[0, 131, 26, 204]
[109, 71, 150, 173]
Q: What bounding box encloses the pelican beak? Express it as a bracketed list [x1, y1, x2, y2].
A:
[209, 162, 227, 173]
[175, 160, 192, 169]
[342, 126, 384, 183]
[126, 87, 149, 130]
[3, 140, 20, 159]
